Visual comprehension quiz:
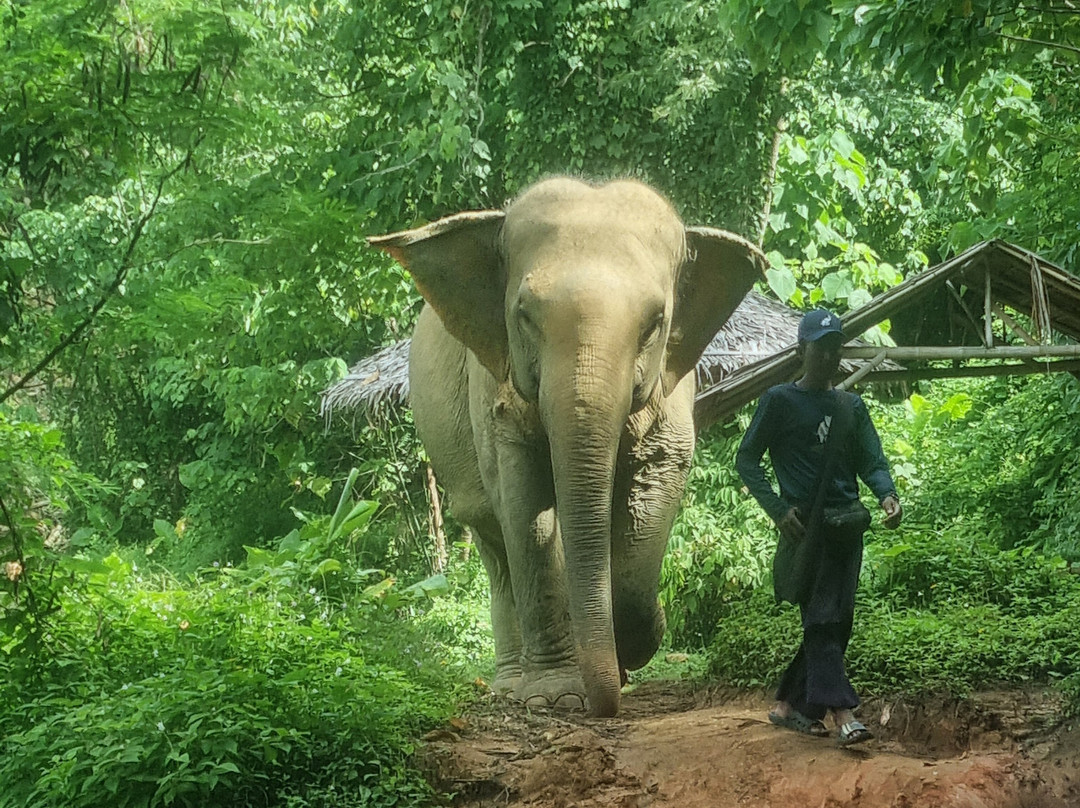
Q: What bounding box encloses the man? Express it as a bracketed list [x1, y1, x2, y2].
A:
[736, 308, 902, 745]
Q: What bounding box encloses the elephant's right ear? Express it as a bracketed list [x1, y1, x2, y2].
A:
[368, 210, 508, 380]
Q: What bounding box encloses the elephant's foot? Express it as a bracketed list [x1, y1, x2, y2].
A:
[491, 669, 522, 697]
[514, 667, 587, 712]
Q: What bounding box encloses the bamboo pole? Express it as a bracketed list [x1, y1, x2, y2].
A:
[1030, 254, 1053, 343]
[842, 344, 1080, 361]
[992, 303, 1038, 347]
[862, 358, 1080, 384]
[946, 279, 990, 347]
[838, 350, 888, 391]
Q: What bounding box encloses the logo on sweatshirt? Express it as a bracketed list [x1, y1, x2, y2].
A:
[817, 415, 832, 444]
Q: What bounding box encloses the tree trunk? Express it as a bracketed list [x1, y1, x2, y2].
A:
[756, 77, 788, 246]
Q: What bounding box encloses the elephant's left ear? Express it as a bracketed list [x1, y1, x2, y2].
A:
[663, 227, 766, 396]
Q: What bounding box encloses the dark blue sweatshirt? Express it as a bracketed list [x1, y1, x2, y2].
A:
[736, 383, 897, 524]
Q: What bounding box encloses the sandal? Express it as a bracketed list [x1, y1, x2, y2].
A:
[837, 720, 874, 746]
[769, 710, 829, 737]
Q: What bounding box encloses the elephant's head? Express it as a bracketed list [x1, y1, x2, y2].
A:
[370, 178, 765, 716]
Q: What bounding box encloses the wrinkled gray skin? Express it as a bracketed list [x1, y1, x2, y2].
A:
[370, 178, 764, 716]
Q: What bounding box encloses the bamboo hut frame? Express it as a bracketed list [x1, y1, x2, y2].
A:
[694, 240, 1080, 425]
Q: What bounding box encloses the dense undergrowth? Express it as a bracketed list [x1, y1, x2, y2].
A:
[0, 457, 490, 808]
[706, 531, 1080, 701]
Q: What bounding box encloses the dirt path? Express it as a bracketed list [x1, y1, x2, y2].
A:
[420, 681, 1079, 807]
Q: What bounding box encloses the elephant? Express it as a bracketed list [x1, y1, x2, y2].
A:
[369, 177, 765, 717]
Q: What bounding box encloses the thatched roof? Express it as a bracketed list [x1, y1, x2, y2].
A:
[319, 290, 897, 424]
[320, 338, 410, 422]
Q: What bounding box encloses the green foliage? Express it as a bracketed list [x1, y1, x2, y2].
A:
[877, 389, 973, 498]
[867, 533, 1073, 617]
[763, 70, 929, 317]
[830, 0, 1080, 264]
[831, 1, 1069, 93]
[704, 588, 800, 689]
[0, 405, 110, 674]
[663, 421, 775, 647]
[876, 375, 1080, 561]
[719, 0, 833, 76]
[1062, 673, 1080, 719]
[0, 492, 484, 808]
[0, 560, 451, 807]
[413, 550, 497, 675]
[628, 648, 710, 687]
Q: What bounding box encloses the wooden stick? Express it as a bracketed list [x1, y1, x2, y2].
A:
[838, 350, 888, 391]
[1030, 254, 1052, 343]
[863, 358, 1080, 384]
[842, 344, 1080, 361]
[991, 303, 1038, 347]
[946, 280, 990, 347]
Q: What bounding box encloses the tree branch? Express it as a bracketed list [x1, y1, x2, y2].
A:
[154, 235, 272, 267]
[998, 31, 1080, 56]
[13, 218, 42, 264]
[1022, 4, 1080, 16]
[0, 157, 188, 405]
[756, 76, 787, 247]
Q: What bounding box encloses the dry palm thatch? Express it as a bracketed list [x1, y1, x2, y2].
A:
[319, 337, 411, 423]
[320, 291, 891, 424]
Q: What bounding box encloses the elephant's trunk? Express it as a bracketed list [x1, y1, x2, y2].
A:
[542, 345, 631, 718]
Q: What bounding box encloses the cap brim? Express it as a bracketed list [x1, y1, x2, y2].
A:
[803, 328, 847, 342]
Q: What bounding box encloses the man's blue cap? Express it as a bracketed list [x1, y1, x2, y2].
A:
[798, 308, 846, 343]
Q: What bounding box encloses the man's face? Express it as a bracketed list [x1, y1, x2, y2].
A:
[803, 332, 843, 379]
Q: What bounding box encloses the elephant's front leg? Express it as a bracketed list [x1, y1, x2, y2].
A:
[466, 514, 524, 697]
[611, 398, 696, 673]
[494, 438, 585, 709]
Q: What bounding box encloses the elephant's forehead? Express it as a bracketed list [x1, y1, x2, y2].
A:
[519, 259, 666, 305]
[504, 179, 685, 255]
[512, 233, 676, 303]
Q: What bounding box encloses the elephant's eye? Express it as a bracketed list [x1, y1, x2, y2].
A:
[641, 314, 664, 348]
[517, 306, 540, 338]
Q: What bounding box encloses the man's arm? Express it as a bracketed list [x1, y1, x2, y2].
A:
[736, 391, 789, 524]
[853, 397, 902, 529]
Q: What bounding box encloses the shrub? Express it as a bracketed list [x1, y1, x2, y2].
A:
[0, 476, 488, 808]
[663, 423, 776, 647]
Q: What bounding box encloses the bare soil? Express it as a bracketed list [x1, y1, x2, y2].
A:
[418, 676, 1079, 808]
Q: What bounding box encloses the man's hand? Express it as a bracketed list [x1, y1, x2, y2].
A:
[777, 506, 806, 542]
[881, 495, 902, 529]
